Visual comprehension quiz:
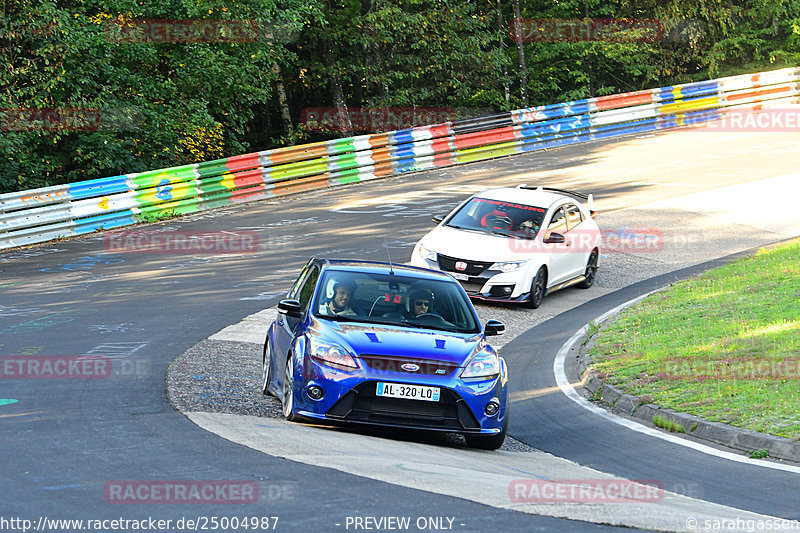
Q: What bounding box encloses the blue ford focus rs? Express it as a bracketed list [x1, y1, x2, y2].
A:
[261, 259, 509, 449]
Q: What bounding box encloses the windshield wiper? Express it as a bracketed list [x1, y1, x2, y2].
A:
[400, 319, 462, 333]
[318, 314, 366, 323]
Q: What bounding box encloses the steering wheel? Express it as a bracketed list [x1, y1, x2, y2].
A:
[414, 313, 455, 327]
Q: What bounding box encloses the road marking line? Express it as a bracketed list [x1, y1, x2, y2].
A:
[553, 291, 800, 474]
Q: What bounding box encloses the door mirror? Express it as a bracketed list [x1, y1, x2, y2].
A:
[278, 299, 303, 318]
[543, 232, 565, 244]
[484, 319, 505, 336]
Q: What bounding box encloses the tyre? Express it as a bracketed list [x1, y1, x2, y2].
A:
[465, 409, 508, 450]
[527, 267, 546, 309]
[578, 250, 598, 289]
[261, 337, 272, 396]
[281, 355, 300, 421]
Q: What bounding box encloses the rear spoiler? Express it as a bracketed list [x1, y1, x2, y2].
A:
[517, 184, 597, 218]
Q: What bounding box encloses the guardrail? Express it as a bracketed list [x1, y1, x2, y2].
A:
[2, 67, 799, 250]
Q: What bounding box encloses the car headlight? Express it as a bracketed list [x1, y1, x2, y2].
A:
[416, 242, 437, 262]
[489, 260, 527, 273]
[460, 349, 500, 380]
[308, 337, 357, 371]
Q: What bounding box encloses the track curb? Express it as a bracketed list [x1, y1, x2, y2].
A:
[572, 292, 800, 464]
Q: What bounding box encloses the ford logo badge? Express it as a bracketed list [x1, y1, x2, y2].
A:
[401, 363, 420, 372]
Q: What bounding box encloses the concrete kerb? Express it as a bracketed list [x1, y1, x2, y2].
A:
[573, 290, 800, 464]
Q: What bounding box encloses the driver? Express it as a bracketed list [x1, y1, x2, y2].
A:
[479, 204, 513, 230]
[321, 281, 358, 316]
[404, 287, 438, 319]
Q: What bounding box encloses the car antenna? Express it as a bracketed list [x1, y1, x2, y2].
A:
[383, 238, 395, 274]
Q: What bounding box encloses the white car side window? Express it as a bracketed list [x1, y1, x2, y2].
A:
[547, 207, 567, 235]
[565, 203, 583, 231]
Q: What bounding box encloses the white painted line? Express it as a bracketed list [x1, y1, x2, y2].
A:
[553, 291, 800, 475]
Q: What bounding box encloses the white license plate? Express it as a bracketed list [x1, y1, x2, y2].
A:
[451, 272, 469, 281]
[376, 382, 440, 402]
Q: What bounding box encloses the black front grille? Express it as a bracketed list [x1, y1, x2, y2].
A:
[360, 355, 458, 376]
[460, 281, 487, 294]
[327, 382, 480, 431]
[437, 254, 489, 276]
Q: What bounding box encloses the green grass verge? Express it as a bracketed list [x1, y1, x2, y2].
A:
[589, 238, 800, 438]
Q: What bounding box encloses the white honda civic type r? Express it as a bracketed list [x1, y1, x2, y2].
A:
[410, 185, 601, 309]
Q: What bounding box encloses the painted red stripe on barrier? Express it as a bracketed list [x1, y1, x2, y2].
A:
[453, 127, 517, 150]
[594, 90, 654, 110]
[431, 137, 453, 152]
[428, 124, 452, 139]
[230, 168, 265, 187]
[433, 152, 455, 166]
[224, 153, 261, 173]
[726, 85, 792, 101]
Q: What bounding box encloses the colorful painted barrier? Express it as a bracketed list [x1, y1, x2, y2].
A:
[1, 67, 799, 250]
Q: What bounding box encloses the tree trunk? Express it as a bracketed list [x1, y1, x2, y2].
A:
[512, 0, 528, 106]
[497, 0, 510, 106]
[272, 62, 293, 144]
[323, 43, 353, 136]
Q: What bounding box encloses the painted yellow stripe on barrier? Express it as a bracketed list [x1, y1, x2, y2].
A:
[659, 96, 720, 115]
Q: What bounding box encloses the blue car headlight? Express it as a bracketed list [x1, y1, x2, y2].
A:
[460, 349, 500, 380]
[308, 337, 358, 371]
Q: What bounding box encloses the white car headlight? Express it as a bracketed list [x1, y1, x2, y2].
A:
[416, 242, 437, 262]
[308, 337, 357, 371]
[489, 260, 527, 273]
[460, 349, 500, 380]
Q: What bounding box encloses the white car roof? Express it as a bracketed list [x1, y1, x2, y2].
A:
[472, 187, 576, 209]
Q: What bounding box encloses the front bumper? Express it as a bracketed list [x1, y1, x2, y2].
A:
[410, 254, 530, 303]
[293, 355, 508, 434]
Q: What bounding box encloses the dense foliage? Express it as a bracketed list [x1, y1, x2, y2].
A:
[1, 0, 798, 193]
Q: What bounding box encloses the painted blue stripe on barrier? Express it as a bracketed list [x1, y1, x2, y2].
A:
[68, 176, 130, 200]
[519, 115, 592, 137]
[391, 130, 415, 146]
[73, 211, 137, 235]
[679, 81, 719, 98]
[591, 119, 659, 140]
[393, 144, 418, 160]
[394, 156, 420, 173]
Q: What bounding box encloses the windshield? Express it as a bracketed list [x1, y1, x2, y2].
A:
[314, 270, 481, 333]
[445, 197, 546, 239]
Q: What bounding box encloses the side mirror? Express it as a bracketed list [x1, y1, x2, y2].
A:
[543, 232, 565, 244]
[484, 319, 505, 336]
[278, 299, 303, 318]
[432, 214, 445, 224]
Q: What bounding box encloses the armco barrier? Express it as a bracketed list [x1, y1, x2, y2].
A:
[2, 67, 799, 250]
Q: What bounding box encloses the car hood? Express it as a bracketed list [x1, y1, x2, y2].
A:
[421, 225, 535, 262]
[313, 320, 487, 365]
